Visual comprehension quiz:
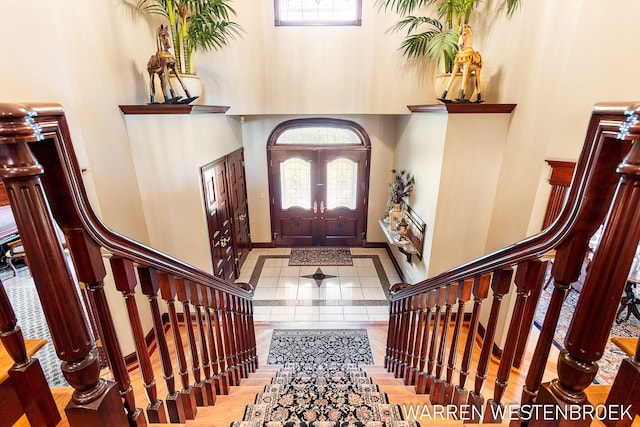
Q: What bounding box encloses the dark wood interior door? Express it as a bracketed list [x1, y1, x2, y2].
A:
[201, 159, 236, 281]
[226, 149, 251, 269]
[270, 148, 369, 246]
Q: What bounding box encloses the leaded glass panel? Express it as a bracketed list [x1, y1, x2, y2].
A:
[276, 0, 360, 24]
[280, 158, 311, 209]
[326, 158, 357, 209]
[277, 127, 361, 146]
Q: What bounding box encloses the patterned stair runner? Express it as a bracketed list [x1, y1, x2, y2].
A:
[231, 363, 420, 427]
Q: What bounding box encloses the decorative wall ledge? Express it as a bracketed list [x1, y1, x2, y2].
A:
[407, 104, 516, 114]
[119, 105, 230, 115]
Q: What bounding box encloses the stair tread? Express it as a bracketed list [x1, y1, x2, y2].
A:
[0, 338, 47, 383]
[13, 386, 72, 427]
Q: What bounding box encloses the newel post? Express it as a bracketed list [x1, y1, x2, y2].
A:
[532, 121, 640, 427]
[0, 104, 128, 425]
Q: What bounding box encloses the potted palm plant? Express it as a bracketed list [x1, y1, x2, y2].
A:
[137, 0, 243, 100]
[376, 0, 522, 98]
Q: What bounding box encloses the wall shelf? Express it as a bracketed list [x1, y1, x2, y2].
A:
[119, 105, 230, 115]
[379, 204, 426, 263]
[407, 103, 516, 114]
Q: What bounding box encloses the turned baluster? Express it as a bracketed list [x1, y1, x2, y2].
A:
[209, 288, 230, 394]
[389, 298, 403, 373]
[0, 104, 127, 426]
[393, 297, 411, 378]
[241, 297, 255, 374]
[235, 282, 257, 373]
[175, 278, 208, 407]
[415, 290, 437, 394]
[405, 292, 428, 386]
[402, 294, 421, 384]
[232, 295, 248, 379]
[222, 291, 240, 386]
[532, 136, 640, 427]
[218, 289, 237, 387]
[246, 297, 258, 371]
[188, 281, 216, 405]
[430, 282, 459, 404]
[485, 261, 544, 423]
[453, 274, 491, 407]
[467, 269, 513, 423]
[385, 299, 399, 370]
[159, 273, 197, 419]
[138, 267, 184, 423]
[443, 278, 473, 404]
[419, 287, 445, 394]
[111, 257, 166, 424]
[399, 295, 418, 380]
[0, 280, 60, 426]
[604, 337, 640, 427]
[387, 283, 409, 372]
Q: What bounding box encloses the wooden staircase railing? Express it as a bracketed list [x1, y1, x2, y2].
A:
[385, 102, 640, 425]
[0, 103, 257, 426]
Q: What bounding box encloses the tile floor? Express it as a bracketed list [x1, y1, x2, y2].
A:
[236, 247, 401, 322]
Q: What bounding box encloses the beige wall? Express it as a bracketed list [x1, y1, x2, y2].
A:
[123, 113, 243, 272]
[3, 0, 640, 345]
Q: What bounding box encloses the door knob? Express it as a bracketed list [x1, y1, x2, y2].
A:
[313, 201, 318, 213]
[320, 201, 325, 213]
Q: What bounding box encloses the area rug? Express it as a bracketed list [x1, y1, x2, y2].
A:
[289, 248, 353, 266]
[267, 329, 374, 368]
[2, 265, 68, 387]
[534, 285, 640, 385]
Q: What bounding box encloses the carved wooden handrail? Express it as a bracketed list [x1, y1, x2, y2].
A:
[0, 103, 256, 426]
[392, 103, 638, 302]
[386, 102, 640, 426]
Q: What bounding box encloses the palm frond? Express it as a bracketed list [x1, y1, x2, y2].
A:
[426, 27, 458, 70]
[136, 0, 170, 17]
[399, 29, 441, 59]
[374, 0, 435, 15]
[388, 16, 442, 34]
[505, 0, 521, 18]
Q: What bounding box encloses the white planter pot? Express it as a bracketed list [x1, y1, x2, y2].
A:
[165, 73, 203, 104]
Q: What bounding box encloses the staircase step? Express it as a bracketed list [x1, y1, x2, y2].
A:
[13, 386, 72, 427]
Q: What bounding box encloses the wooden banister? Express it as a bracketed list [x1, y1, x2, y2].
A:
[0, 103, 255, 426]
[385, 102, 640, 425]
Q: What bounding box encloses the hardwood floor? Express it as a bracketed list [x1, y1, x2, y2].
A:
[31, 319, 623, 427]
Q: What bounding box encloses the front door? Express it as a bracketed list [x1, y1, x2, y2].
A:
[270, 147, 369, 246]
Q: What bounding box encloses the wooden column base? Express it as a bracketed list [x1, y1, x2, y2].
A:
[528, 380, 591, 427]
[452, 386, 469, 407]
[604, 357, 640, 427]
[9, 358, 61, 427]
[128, 408, 148, 427]
[443, 382, 455, 405]
[180, 387, 197, 419]
[145, 399, 167, 423]
[466, 391, 485, 423]
[65, 380, 128, 427]
[193, 381, 208, 406]
[484, 399, 504, 423]
[415, 373, 434, 394]
[430, 379, 446, 404]
[166, 391, 186, 423]
[203, 378, 216, 405]
[215, 372, 230, 395]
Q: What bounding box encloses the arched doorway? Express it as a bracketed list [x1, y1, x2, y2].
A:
[267, 118, 371, 246]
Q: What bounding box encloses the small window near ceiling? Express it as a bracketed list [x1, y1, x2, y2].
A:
[274, 0, 362, 26]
